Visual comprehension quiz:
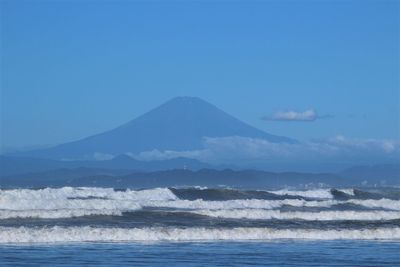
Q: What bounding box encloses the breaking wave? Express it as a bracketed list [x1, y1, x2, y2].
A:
[0, 209, 123, 219]
[2, 187, 400, 219]
[2, 186, 400, 243]
[268, 189, 334, 199]
[193, 209, 400, 221]
[1, 226, 399, 243]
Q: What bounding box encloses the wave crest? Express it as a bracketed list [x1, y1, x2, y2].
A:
[1, 226, 399, 243]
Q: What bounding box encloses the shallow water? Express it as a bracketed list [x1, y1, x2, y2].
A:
[1, 241, 400, 266]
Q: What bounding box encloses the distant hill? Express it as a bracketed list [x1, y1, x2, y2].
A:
[2, 156, 398, 188]
[0, 168, 345, 189]
[10, 96, 295, 160]
[0, 155, 213, 176]
[339, 164, 400, 185]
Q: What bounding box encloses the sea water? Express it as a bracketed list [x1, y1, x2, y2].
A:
[1, 187, 399, 266]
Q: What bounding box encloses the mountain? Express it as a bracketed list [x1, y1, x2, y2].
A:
[11, 96, 295, 160]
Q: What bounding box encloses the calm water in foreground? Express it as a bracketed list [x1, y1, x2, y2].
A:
[1, 241, 400, 266]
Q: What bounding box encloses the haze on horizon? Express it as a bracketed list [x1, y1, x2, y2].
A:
[0, 0, 399, 168]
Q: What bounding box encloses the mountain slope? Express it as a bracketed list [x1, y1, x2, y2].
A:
[14, 97, 295, 160]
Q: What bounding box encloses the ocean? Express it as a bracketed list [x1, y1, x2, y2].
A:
[1, 186, 400, 266]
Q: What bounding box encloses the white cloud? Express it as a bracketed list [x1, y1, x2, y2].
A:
[132, 136, 400, 165]
[262, 109, 333, 121]
[133, 149, 205, 162]
[93, 152, 115, 161]
[324, 135, 400, 154]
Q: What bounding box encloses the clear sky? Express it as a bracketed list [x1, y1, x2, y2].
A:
[1, 0, 399, 149]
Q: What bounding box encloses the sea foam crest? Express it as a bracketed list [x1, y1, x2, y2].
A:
[268, 189, 334, 199]
[1, 226, 399, 243]
[0, 187, 176, 211]
[145, 198, 400, 211]
[0, 209, 123, 219]
[0, 187, 175, 218]
[193, 209, 400, 221]
[348, 199, 400, 211]
[2, 187, 400, 219]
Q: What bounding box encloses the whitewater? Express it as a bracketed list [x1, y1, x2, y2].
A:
[1, 186, 400, 244]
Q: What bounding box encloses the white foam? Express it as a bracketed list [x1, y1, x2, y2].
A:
[0, 198, 335, 219]
[0, 187, 176, 206]
[269, 189, 333, 199]
[145, 198, 335, 210]
[1, 187, 400, 219]
[0, 187, 174, 212]
[147, 198, 400, 212]
[0, 209, 123, 219]
[348, 199, 400, 211]
[193, 209, 400, 221]
[339, 189, 355, 196]
[268, 188, 359, 199]
[1, 226, 399, 243]
[0, 188, 334, 216]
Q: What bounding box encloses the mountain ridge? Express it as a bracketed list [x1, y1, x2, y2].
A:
[0, 155, 214, 176]
[10, 96, 296, 160]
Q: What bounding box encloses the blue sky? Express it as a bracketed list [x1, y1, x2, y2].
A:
[1, 0, 399, 149]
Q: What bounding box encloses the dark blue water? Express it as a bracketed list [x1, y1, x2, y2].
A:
[1, 241, 399, 266]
